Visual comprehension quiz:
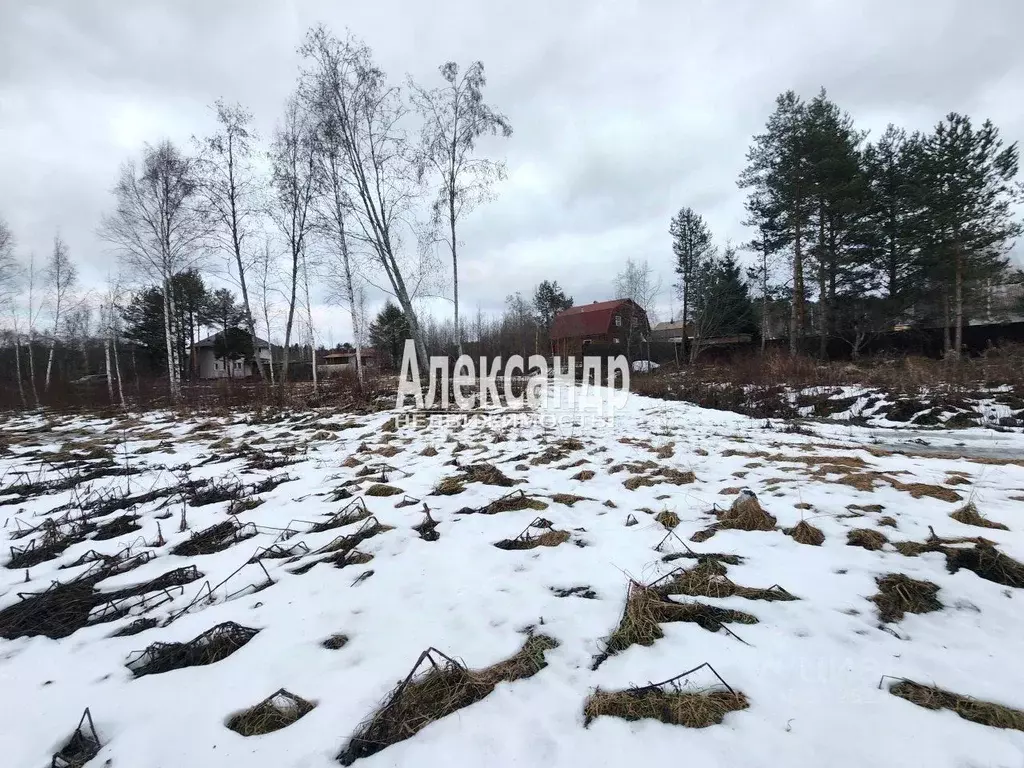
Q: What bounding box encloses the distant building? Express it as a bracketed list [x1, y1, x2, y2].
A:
[319, 348, 377, 376]
[550, 299, 650, 357]
[191, 331, 272, 379]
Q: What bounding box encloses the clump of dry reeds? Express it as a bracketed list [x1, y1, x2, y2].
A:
[889, 679, 1024, 731]
[655, 509, 682, 529]
[950, 502, 1009, 531]
[226, 689, 315, 736]
[871, 574, 942, 623]
[785, 520, 825, 546]
[847, 528, 888, 551]
[125, 622, 260, 678]
[584, 687, 748, 728]
[338, 635, 558, 765]
[717, 491, 777, 532]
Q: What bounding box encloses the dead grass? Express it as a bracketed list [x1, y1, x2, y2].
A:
[470, 490, 549, 515]
[494, 529, 570, 551]
[889, 680, 1024, 732]
[463, 463, 516, 487]
[572, 470, 596, 481]
[878, 516, 898, 528]
[847, 528, 888, 551]
[655, 509, 681, 529]
[126, 622, 260, 678]
[226, 689, 315, 736]
[338, 635, 558, 765]
[785, 520, 825, 546]
[595, 583, 757, 667]
[550, 493, 587, 507]
[871, 574, 942, 623]
[432, 477, 465, 495]
[889, 480, 962, 503]
[322, 633, 349, 649]
[717, 492, 777, 532]
[365, 484, 403, 497]
[950, 502, 1009, 531]
[420, 446, 438, 457]
[658, 561, 797, 602]
[584, 688, 748, 728]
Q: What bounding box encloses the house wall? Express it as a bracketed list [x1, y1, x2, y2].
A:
[195, 346, 271, 379]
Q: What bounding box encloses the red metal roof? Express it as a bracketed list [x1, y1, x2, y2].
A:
[550, 299, 640, 340]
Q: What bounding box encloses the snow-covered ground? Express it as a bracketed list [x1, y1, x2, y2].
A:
[2, 383, 1023, 767]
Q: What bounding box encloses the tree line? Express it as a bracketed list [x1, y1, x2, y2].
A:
[670, 88, 1022, 362]
[0, 24, 513, 403]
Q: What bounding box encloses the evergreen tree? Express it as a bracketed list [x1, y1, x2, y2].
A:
[668, 206, 714, 359]
[369, 302, 411, 370]
[739, 91, 815, 355]
[688, 244, 754, 361]
[917, 113, 1021, 358]
[532, 280, 573, 332]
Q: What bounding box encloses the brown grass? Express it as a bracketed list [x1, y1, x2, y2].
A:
[226, 689, 315, 736]
[338, 635, 558, 765]
[889, 680, 1024, 731]
[322, 633, 349, 650]
[365, 484, 403, 497]
[847, 528, 888, 551]
[786, 520, 825, 546]
[572, 469, 596, 481]
[659, 560, 797, 602]
[584, 688, 748, 728]
[655, 510, 681, 529]
[595, 584, 757, 666]
[420, 446, 439, 457]
[432, 477, 465, 496]
[494, 529, 570, 551]
[871, 574, 942, 623]
[463, 463, 517, 487]
[717, 493, 777, 532]
[889, 480, 962, 503]
[950, 502, 1009, 531]
[878, 516, 898, 528]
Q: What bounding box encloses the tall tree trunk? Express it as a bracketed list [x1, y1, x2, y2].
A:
[953, 246, 964, 361]
[301, 245, 318, 393]
[112, 331, 126, 408]
[104, 337, 115, 403]
[14, 333, 27, 408]
[681, 272, 688, 364]
[942, 290, 952, 358]
[449, 188, 462, 358]
[817, 199, 828, 360]
[45, 341, 56, 391]
[792, 219, 805, 357]
[162, 276, 180, 401]
[281, 244, 299, 382]
[27, 332, 39, 407]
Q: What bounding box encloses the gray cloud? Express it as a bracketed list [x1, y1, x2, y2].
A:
[2, 0, 1022, 341]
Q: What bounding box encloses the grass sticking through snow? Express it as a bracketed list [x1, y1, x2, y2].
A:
[786, 520, 825, 546]
[889, 680, 1024, 732]
[338, 635, 558, 765]
[226, 689, 315, 736]
[584, 688, 748, 728]
[871, 574, 942, 623]
[847, 528, 888, 551]
[950, 502, 1009, 531]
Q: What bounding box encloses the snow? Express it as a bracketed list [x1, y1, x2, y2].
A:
[631, 360, 660, 373]
[2, 384, 1024, 767]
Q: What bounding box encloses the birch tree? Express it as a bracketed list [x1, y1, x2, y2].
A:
[410, 61, 512, 356]
[269, 96, 319, 382]
[43, 234, 77, 390]
[254, 237, 278, 384]
[198, 100, 267, 379]
[314, 113, 366, 386]
[0, 218, 26, 407]
[300, 26, 430, 366]
[100, 141, 207, 401]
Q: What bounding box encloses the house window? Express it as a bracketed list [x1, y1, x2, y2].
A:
[612, 337, 621, 344]
[214, 361, 220, 370]
[614, 315, 622, 327]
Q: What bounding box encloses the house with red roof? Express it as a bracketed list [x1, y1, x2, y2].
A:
[549, 298, 650, 357]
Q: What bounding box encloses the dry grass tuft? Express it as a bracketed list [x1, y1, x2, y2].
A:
[550, 493, 587, 507]
[786, 520, 825, 546]
[889, 480, 962, 503]
[463, 463, 516, 487]
[950, 502, 1009, 531]
[420, 446, 439, 457]
[583, 688, 748, 728]
[847, 528, 888, 551]
[475, 490, 549, 515]
[365, 484, 403, 497]
[878, 516, 898, 528]
[889, 680, 1024, 732]
[339, 635, 558, 765]
[871, 574, 942, 623]
[572, 469, 596, 481]
[226, 689, 315, 736]
[494, 529, 570, 551]
[655, 509, 681, 529]
[946, 542, 1024, 588]
[595, 584, 757, 666]
[322, 633, 349, 650]
[432, 476, 465, 496]
[126, 622, 260, 678]
[659, 561, 797, 602]
[717, 492, 777, 532]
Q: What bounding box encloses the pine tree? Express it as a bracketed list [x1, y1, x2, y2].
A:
[369, 302, 411, 370]
[918, 113, 1021, 358]
[669, 206, 714, 360]
[739, 91, 814, 355]
[532, 280, 574, 333]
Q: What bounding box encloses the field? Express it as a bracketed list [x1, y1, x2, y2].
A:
[2, 382, 1023, 767]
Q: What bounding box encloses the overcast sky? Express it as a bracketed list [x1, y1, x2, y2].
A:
[2, 0, 1022, 343]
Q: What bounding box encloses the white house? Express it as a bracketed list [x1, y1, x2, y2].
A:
[191, 331, 272, 379]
